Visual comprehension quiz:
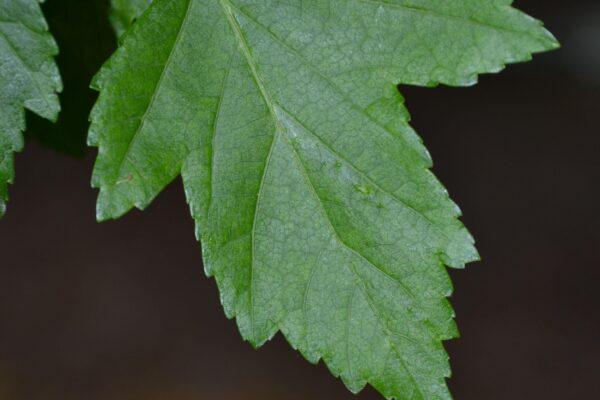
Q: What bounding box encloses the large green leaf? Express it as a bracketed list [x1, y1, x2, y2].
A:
[89, 0, 557, 398]
[0, 0, 61, 216]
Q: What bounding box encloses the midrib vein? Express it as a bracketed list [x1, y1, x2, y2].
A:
[219, 0, 437, 347]
[359, 0, 533, 36]
[220, 0, 278, 345]
[225, 4, 453, 239]
[219, 0, 278, 121]
[114, 0, 193, 184]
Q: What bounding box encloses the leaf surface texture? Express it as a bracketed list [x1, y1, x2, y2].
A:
[89, 1, 557, 397]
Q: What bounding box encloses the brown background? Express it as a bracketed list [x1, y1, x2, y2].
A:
[1, 1, 599, 399]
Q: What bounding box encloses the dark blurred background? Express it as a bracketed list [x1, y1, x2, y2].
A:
[1, 0, 599, 399]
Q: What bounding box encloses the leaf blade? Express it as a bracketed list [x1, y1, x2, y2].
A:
[0, 0, 62, 216]
[89, 0, 557, 397]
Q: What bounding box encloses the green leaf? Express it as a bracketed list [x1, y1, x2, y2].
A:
[0, 0, 61, 216]
[25, 0, 116, 157]
[89, 0, 558, 398]
[109, 0, 152, 37]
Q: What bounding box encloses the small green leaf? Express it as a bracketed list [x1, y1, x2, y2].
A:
[0, 0, 61, 217]
[89, 0, 558, 398]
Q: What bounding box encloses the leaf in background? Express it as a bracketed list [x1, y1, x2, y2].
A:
[89, 0, 558, 398]
[25, 0, 117, 157]
[0, 0, 61, 217]
[109, 0, 152, 37]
